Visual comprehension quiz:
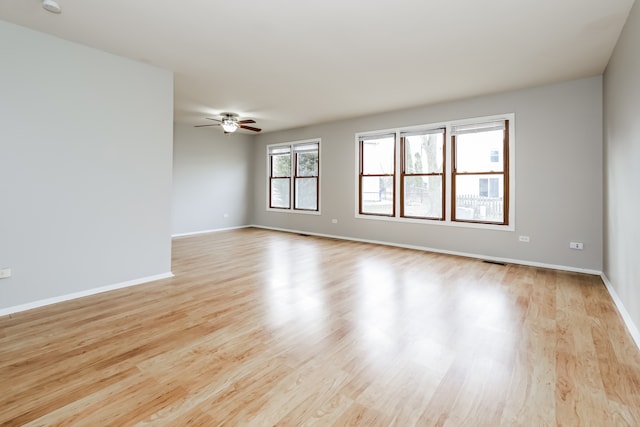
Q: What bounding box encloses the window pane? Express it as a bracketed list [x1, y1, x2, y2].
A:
[272, 154, 291, 177]
[456, 129, 504, 173]
[361, 176, 393, 215]
[489, 177, 499, 198]
[455, 174, 504, 222]
[362, 136, 395, 175]
[297, 151, 318, 177]
[404, 133, 443, 174]
[270, 178, 290, 208]
[403, 176, 442, 219]
[269, 146, 291, 155]
[294, 143, 318, 153]
[295, 177, 317, 210]
[479, 178, 488, 197]
[452, 121, 505, 135]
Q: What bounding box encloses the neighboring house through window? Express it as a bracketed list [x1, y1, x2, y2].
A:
[478, 177, 500, 198]
[452, 120, 509, 224]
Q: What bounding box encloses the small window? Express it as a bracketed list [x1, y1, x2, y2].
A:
[359, 134, 395, 216]
[268, 140, 320, 212]
[452, 121, 509, 224]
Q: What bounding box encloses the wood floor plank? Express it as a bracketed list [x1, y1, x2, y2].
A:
[1, 228, 640, 425]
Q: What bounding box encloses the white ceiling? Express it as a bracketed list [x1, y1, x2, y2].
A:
[0, 0, 635, 133]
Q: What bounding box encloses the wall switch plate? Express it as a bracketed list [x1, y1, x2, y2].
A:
[569, 242, 584, 250]
[0, 268, 12, 279]
[331, 219, 338, 224]
[518, 235, 530, 242]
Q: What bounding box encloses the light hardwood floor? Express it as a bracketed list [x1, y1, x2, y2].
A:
[1, 228, 639, 426]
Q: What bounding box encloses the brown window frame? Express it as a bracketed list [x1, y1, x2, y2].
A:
[451, 120, 509, 225]
[268, 141, 320, 212]
[269, 147, 291, 210]
[293, 143, 320, 211]
[358, 134, 396, 217]
[400, 129, 446, 221]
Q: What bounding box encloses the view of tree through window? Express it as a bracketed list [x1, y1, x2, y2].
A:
[401, 129, 444, 219]
[294, 144, 319, 210]
[269, 146, 291, 209]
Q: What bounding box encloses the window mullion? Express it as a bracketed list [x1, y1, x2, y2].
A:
[451, 134, 458, 221]
[503, 121, 510, 224]
[291, 149, 296, 210]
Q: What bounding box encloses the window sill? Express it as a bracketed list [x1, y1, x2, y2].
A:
[267, 208, 322, 216]
[354, 213, 514, 231]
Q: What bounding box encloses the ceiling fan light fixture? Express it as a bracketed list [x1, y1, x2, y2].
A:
[194, 113, 260, 133]
[42, 0, 62, 14]
[221, 119, 238, 133]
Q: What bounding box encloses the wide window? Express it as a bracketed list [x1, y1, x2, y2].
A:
[359, 134, 395, 216]
[401, 129, 445, 220]
[355, 115, 513, 228]
[268, 140, 320, 212]
[452, 121, 508, 224]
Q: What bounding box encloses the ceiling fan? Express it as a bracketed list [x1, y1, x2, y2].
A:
[195, 113, 261, 134]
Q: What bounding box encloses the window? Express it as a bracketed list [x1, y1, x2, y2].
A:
[452, 120, 509, 224]
[269, 140, 320, 212]
[359, 134, 395, 216]
[294, 143, 319, 210]
[269, 146, 291, 209]
[479, 177, 500, 198]
[401, 129, 445, 220]
[355, 115, 513, 228]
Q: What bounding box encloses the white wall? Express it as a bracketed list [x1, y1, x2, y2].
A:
[0, 21, 174, 311]
[603, 1, 640, 338]
[172, 124, 253, 235]
[252, 77, 603, 272]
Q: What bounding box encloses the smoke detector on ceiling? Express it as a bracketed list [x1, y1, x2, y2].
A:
[42, 0, 62, 14]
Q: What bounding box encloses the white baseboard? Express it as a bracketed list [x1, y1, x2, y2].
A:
[600, 273, 640, 351]
[172, 225, 250, 238]
[251, 225, 601, 275]
[0, 272, 174, 318]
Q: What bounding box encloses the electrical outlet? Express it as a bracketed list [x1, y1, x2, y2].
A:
[518, 235, 530, 242]
[331, 219, 338, 224]
[0, 268, 12, 279]
[569, 242, 584, 250]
